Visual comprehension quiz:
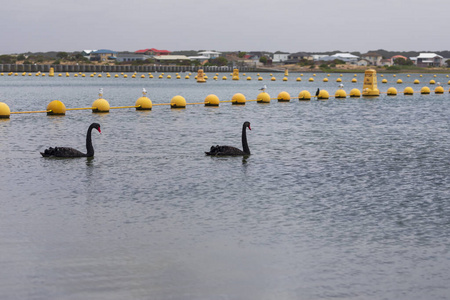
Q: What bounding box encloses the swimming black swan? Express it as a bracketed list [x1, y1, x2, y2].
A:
[40, 123, 101, 157]
[206, 121, 251, 156]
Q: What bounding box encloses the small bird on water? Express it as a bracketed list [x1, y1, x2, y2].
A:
[259, 84, 267, 92]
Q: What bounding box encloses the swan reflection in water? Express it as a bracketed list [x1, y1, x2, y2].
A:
[205, 121, 251, 156]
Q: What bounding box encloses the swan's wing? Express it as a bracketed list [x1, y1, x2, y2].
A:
[206, 145, 245, 156]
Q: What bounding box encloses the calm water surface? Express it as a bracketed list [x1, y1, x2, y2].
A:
[1, 73, 450, 300]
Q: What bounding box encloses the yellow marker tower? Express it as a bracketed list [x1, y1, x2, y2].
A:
[284, 69, 289, 76]
[197, 69, 206, 83]
[362, 69, 380, 96]
[232, 68, 239, 80]
[49, 67, 55, 77]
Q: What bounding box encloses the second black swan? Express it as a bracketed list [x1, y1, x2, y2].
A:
[206, 121, 251, 156]
[40, 123, 101, 157]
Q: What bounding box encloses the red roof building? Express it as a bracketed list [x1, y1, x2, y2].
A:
[135, 48, 171, 56]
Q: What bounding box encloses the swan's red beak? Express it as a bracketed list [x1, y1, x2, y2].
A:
[248, 125, 251, 130]
[97, 128, 102, 133]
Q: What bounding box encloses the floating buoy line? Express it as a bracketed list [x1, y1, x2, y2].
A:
[1, 69, 449, 119]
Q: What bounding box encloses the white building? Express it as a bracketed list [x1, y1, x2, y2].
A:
[414, 53, 444, 67]
[189, 50, 221, 62]
[273, 52, 289, 63]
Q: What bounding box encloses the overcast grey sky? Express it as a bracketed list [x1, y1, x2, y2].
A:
[1, 0, 448, 54]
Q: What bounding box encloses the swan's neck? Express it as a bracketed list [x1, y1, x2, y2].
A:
[86, 126, 94, 156]
[242, 126, 250, 155]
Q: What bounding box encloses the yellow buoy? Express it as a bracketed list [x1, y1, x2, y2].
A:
[258, 77, 263, 81]
[340, 74, 343, 77]
[296, 77, 301, 82]
[46, 100, 66, 115]
[336, 78, 342, 82]
[213, 76, 218, 80]
[393, 74, 397, 77]
[185, 75, 190, 79]
[0, 102, 11, 118]
[222, 76, 227, 80]
[58, 73, 62, 77]
[158, 75, 163, 79]
[351, 78, 357, 83]
[317, 90, 329, 100]
[313, 74, 316, 77]
[115, 74, 119, 78]
[66, 73, 70, 77]
[407, 74, 410, 77]
[323, 78, 328, 82]
[282, 77, 288, 81]
[177, 75, 181, 79]
[298, 90, 311, 100]
[362, 69, 380, 96]
[271, 77, 276, 81]
[204, 94, 220, 106]
[387, 87, 397, 96]
[92, 98, 110, 113]
[124, 74, 128, 78]
[90, 74, 94, 77]
[231, 93, 246, 105]
[98, 74, 102, 77]
[349, 88, 361, 97]
[414, 79, 420, 84]
[170, 95, 186, 108]
[429, 80, 436, 84]
[420, 87, 431, 94]
[197, 69, 206, 83]
[278, 91, 290, 102]
[247, 76, 252, 81]
[141, 74, 145, 78]
[396, 79, 403, 84]
[335, 89, 347, 98]
[135, 96, 152, 110]
[434, 75, 437, 78]
[149, 74, 154, 78]
[82, 74, 85, 77]
[382, 79, 388, 83]
[354, 74, 357, 77]
[74, 74, 78, 77]
[257, 92, 271, 103]
[403, 87, 414, 95]
[167, 75, 172, 79]
[435, 86, 445, 94]
[448, 80, 450, 85]
[309, 77, 314, 82]
[380, 74, 384, 77]
[136, 90, 152, 110]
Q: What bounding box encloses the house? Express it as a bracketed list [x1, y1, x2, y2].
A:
[361, 52, 382, 66]
[273, 52, 289, 63]
[356, 59, 371, 66]
[152, 55, 190, 63]
[81, 50, 96, 59]
[391, 55, 408, 65]
[414, 53, 444, 67]
[116, 53, 152, 62]
[380, 58, 393, 66]
[198, 51, 221, 59]
[135, 48, 171, 56]
[288, 52, 311, 61]
[90, 49, 118, 62]
[331, 53, 359, 63]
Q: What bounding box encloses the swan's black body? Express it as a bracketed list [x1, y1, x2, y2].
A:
[41, 123, 101, 158]
[206, 121, 251, 156]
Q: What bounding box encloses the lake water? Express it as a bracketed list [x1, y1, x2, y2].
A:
[1, 72, 450, 300]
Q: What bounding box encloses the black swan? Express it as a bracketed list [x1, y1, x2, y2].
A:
[41, 123, 101, 157]
[206, 121, 251, 156]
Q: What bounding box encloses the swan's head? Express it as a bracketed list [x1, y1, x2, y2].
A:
[244, 121, 251, 130]
[91, 123, 101, 133]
